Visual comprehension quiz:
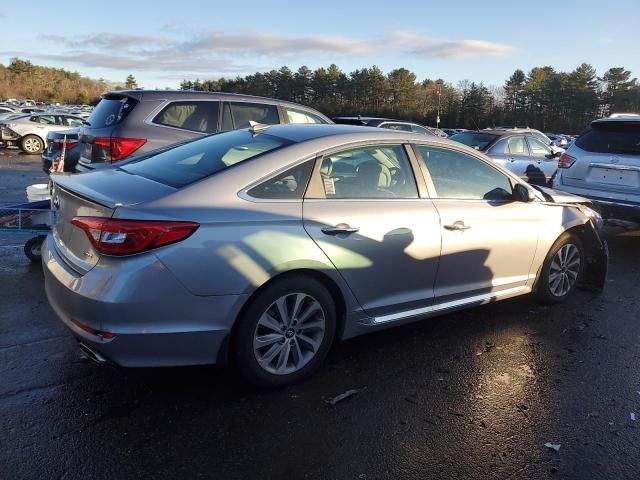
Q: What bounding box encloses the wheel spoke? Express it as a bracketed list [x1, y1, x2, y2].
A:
[275, 343, 292, 372]
[255, 333, 282, 348]
[257, 342, 284, 368]
[297, 333, 320, 353]
[275, 297, 289, 326]
[299, 319, 324, 331]
[297, 302, 322, 324]
[290, 294, 306, 321]
[258, 313, 283, 333]
[292, 340, 304, 366]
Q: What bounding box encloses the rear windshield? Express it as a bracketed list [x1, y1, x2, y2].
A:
[576, 122, 640, 155]
[88, 95, 138, 128]
[121, 129, 293, 188]
[449, 132, 497, 150]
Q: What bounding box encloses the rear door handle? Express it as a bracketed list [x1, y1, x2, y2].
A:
[321, 223, 360, 235]
[444, 221, 471, 231]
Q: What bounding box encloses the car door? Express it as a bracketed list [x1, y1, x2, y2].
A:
[303, 143, 442, 321]
[414, 144, 541, 305]
[488, 135, 531, 179]
[525, 137, 558, 185]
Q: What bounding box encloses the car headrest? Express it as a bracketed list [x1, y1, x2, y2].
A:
[320, 157, 333, 177]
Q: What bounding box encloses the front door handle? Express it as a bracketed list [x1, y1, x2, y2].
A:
[321, 223, 360, 235]
[444, 221, 471, 231]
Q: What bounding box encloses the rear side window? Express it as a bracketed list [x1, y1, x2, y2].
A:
[285, 107, 325, 124]
[229, 102, 279, 129]
[247, 160, 314, 199]
[153, 101, 220, 133]
[507, 136, 526, 154]
[121, 130, 293, 188]
[89, 96, 138, 128]
[576, 123, 640, 155]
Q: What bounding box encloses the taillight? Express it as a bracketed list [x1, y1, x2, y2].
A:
[93, 137, 146, 162]
[53, 139, 79, 150]
[71, 217, 199, 255]
[558, 153, 576, 168]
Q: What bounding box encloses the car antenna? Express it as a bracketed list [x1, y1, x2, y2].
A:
[248, 121, 270, 134]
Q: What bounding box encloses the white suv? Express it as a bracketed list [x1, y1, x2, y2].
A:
[553, 115, 640, 222]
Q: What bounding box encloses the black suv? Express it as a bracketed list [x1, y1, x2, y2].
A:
[76, 90, 332, 172]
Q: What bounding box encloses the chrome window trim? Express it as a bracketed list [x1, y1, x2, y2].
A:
[238, 156, 318, 203]
[589, 162, 640, 172]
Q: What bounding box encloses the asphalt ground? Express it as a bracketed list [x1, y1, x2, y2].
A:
[1, 148, 640, 480]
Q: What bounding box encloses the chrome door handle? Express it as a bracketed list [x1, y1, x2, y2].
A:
[444, 222, 471, 231]
[321, 224, 360, 235]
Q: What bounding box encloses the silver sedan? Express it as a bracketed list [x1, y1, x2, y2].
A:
[43, 124, 608, 386]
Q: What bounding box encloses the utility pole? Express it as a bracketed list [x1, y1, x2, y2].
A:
[436, 84, 442, 129]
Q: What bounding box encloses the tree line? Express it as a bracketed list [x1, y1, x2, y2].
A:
[0, 58, 109, 105]
[180, 63, 640, 134]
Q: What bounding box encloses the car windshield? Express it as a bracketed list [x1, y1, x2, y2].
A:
[449, 132, 497, 150]
[121, 129, 294, 188]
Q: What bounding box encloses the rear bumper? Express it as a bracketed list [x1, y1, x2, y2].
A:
[42, 236, 249, 367]
[552, 178, 640, 221]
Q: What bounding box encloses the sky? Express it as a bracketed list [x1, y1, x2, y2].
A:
[1, 0, 639, 89]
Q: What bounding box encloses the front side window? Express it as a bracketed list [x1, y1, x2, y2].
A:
[416, 146, 513, 200]
[527, 137, 552, 157]
[285, 108, 325, 124]
[65, 117, 84, 127]
[247, 160, 314, 199]
[153, 101, 220, 133]
[229, 102, 279, 129]
[507, 136, 527, 155]
[121, 130, 293, 188]
[320, 145, 418, 199]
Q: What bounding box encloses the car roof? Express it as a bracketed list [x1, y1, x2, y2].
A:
[592, 115, 640, 125]
[248, 123, 460, 149]
[105, 89, 327, 112]
[333, 116, 418, 124]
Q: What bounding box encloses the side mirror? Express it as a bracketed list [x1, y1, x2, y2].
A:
[513, 183, 532, 202]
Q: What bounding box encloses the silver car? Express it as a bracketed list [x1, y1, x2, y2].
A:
[43, 124, 608, 386]
[553, 115, 640, 222]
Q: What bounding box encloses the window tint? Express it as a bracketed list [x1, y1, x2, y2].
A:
[30, 115, 55, 125]
[527, 137, 551, 157]
[153, 101, 220, 133]
[575, 123, 640, 154]
[449, 132, 497, 151]
[121, 130, 293, 188]
[247, 160, 314, 199]
[229, 102, 279, 129]
[285, 108, 325, 124]
[416, 146, 513, 200]
[89, 96, 138, 128]
[320, 145, 418, 199]
[507, 136, 526, 155]
[65, 117, 84, 127]
[410, 124, 432, 135]
[381, 123, 411, 132]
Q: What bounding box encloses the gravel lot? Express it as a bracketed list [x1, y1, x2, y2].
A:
[1, 149, 640, 480]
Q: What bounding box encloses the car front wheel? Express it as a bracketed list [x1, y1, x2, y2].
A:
[536, 233, 583, 303]
[232, 275, 336, 387]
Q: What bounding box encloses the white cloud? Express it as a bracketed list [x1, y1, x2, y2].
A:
[9, 29, 516, 76]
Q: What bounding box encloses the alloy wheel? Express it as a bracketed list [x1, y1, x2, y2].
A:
[548, 243, 581, 297]
[23, 137, 42, 153]
[253, 293, 326, 375]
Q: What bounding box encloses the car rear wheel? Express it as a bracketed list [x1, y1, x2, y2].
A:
[536, 233, 583, 303]
[21, 135, 44, 154]
[232, 275, 336, 387]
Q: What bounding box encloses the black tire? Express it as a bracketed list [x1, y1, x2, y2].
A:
[21, 134, 44, 154]
[24, 236, 44, 263]
[536, 233, 584, 304]
[232, 275, 336, 387]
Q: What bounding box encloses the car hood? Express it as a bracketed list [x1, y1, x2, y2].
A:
[535, 185, 590, 204]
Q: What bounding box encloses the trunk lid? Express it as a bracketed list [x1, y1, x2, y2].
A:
[50, 169, 176, 274]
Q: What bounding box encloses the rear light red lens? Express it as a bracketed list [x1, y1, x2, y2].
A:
[71, 217, 199, 255]
[93, 137, 146, 162]
[558, 153, 576, 168]
[53, 139, 79, 150]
